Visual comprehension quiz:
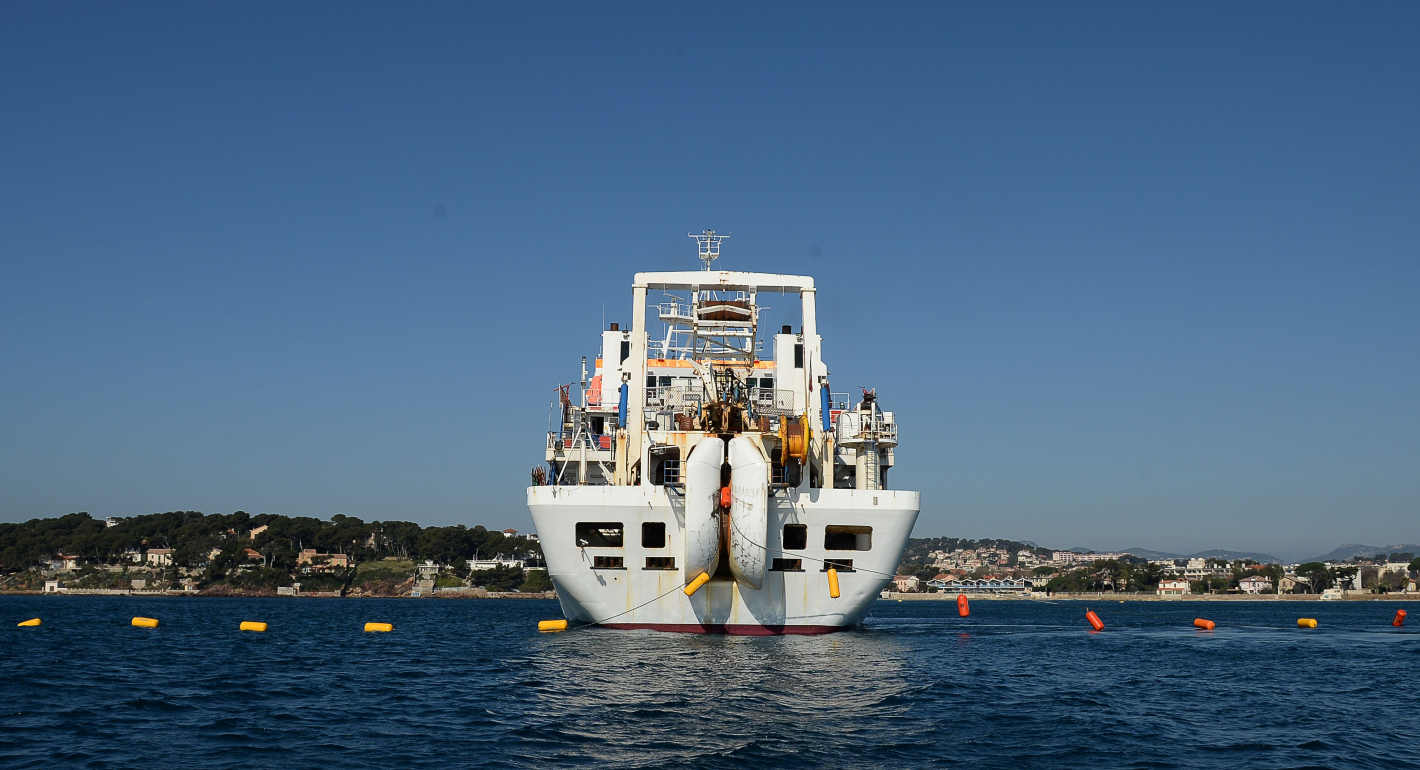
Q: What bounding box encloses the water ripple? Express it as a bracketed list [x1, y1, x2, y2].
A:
[2, 596, 1418, 768]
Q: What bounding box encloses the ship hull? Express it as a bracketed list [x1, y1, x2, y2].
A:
[528, 484, 919, 634]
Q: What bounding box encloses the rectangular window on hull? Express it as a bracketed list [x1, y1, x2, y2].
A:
[782, 524, 807, 550]
[576, 522, 624, 548]
[620, 340, 630, 363]
[642, 522, 666, 549]
[794, 343, 804, 368]
[825, 525, 872, 551]
[770, 558, 803, 572]
[644, 557, 676, 570]
[593, 556, 624, 569]
[822, 558, 854, 572]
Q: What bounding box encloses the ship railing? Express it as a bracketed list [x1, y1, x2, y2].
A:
[645, 385, 708, 411]
[547, 431, 615, 451]
[750, 387, 796, 416]
[645, 385, 795, 416]
[655, 300, 694, 324]
[833, 413, 898, 443]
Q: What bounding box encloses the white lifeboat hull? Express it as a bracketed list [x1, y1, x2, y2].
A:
[727, 436, 768, 590]
[682, 437, 724, 582]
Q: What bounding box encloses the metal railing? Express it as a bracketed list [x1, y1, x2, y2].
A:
[644, 385, 796, 417]
[834, 412, 898, 443]
[750, 387, 796, 415]
[645, 385, 707, 411]
[547, 432, 614, 451]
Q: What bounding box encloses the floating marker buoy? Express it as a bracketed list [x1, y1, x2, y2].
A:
[1193, 618, 1216, 630]
[1297, 618, 1317, 629]
[132, 617, 159, 628]
[827, 568, 840, 599]
[720, 486, 732, 507]
[957, 594, 969, 617]
[1086, 609, 1104, 631]
[239, 621, 267, 632]
[17, 618, 40, 627]
[364, 622, 393, 633]
[684, 572, 711, 596]
[1395, 609, 1407, 627]
[538, 619, 568, 632]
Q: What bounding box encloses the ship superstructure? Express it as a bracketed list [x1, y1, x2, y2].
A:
[528, 232, 920, 633]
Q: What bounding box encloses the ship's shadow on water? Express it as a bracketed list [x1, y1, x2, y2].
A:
[1, 596, 1418, 769]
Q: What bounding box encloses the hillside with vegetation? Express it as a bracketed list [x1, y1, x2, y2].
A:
[0, 511, 547, 595]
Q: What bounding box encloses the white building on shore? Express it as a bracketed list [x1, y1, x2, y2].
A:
[1157, 579, 1190, 596]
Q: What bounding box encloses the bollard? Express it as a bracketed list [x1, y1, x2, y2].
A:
[1193, 618, 1216, 630]
[957, 594, 969, 617]
[1395, 609, 1407, 627]
[17, 618, 41, 627]
[1086, 610, 1104, 631]
[239, 621, 267, 632]
[827, 568, 840, 599]
[364, 622, 393, 633]
[132, 617, 159, 628]
[684, 572, 711, 596]
[538, 619, 568, 632]
[1297, 618, 1317, 629]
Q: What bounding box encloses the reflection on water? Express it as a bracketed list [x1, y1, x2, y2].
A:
[520, 629, 913, 767]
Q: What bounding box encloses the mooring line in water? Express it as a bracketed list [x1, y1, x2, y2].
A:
[541, 580, 690, 633]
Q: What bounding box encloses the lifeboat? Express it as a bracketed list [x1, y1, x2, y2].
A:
[682, 437, 724, 582]
[696, 299, 752, 322]
[727, 436, 769, 590]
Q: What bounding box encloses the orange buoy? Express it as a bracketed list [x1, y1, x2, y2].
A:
[1193, 618, 1215, 630]
[1395, 609, 1407, 627]
[719, 486, 732, 507]
[956, 594, 969, 617]
[1085, 609, 1104, 631]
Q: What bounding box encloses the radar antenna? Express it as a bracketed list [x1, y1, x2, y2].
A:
[689, 229, 730, 271]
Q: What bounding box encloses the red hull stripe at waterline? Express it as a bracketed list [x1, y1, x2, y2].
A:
[598, 623, 848, 636]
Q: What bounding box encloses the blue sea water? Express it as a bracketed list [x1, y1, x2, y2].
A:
[2, 596, 1418, 769]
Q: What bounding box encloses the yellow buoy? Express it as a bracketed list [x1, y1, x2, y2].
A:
[131, 617, 159, 628]
[364, 622, 393, 633]
[538, 619, 568, 632]
[17, 618, 41, 627]
[1297, 618, 1318, 628]
[239, 621, 267, 632]
[684, 572, 711, 596]
[827, 568, 841, 599]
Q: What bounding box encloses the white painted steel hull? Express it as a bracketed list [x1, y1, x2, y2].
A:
[528, 484, 919, 634]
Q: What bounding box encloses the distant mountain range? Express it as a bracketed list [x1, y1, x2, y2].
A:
[1303, 543, 1420, 563]
[1115, 547, 1284, 563]
[1062, 543, 1420, 565]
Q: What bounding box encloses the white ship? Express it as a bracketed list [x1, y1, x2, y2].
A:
[528, 232, 920, 634]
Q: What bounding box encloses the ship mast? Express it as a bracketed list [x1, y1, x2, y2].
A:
[689, 229, 729, 271]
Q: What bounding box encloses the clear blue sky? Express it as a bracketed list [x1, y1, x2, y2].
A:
[2, 2, 1417, 558]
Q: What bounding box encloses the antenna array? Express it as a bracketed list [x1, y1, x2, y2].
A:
[689, 229, 730, 271]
